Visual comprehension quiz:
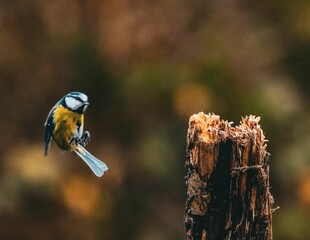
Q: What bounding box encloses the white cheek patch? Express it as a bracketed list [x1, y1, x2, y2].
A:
[65, 96, 82, 110]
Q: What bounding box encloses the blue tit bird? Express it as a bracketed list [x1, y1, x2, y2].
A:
[44, 92, 108, 177]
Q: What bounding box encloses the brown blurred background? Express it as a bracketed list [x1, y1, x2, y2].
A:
[0, 0, 309, 239]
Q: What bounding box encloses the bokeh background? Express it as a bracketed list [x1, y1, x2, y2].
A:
[0, 0, 309, 239]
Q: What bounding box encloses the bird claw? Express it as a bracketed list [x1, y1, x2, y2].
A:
[71, 131, 91, 147]
[81, 131, 91, 146]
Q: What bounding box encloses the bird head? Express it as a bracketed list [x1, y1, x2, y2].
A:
[62, 92, 89, 113]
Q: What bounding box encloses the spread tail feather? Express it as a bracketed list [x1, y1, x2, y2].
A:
[74, 145, 108, 177]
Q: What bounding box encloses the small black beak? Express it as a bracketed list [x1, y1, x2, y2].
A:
[83, 102, 89, 112]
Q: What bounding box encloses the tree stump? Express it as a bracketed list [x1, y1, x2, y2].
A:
[184, 112, 275, 240]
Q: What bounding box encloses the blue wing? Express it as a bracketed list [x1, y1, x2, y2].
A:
[74, 145, 108, 177]
[44, 107, 56, 156]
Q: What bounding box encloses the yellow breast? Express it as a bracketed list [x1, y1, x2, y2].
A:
[53, 105, 84, 151]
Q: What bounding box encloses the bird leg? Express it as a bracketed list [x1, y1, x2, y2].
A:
[71, 131, 91, 147]
[80, 131, 91, 147]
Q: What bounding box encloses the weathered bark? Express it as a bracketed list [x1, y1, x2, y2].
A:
[184, 112, 275, 240]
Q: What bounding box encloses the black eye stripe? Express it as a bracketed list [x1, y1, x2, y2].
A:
[70, 95, 83, 103]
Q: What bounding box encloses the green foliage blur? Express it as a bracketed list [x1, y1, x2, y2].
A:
[0, 1, 309, 239]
